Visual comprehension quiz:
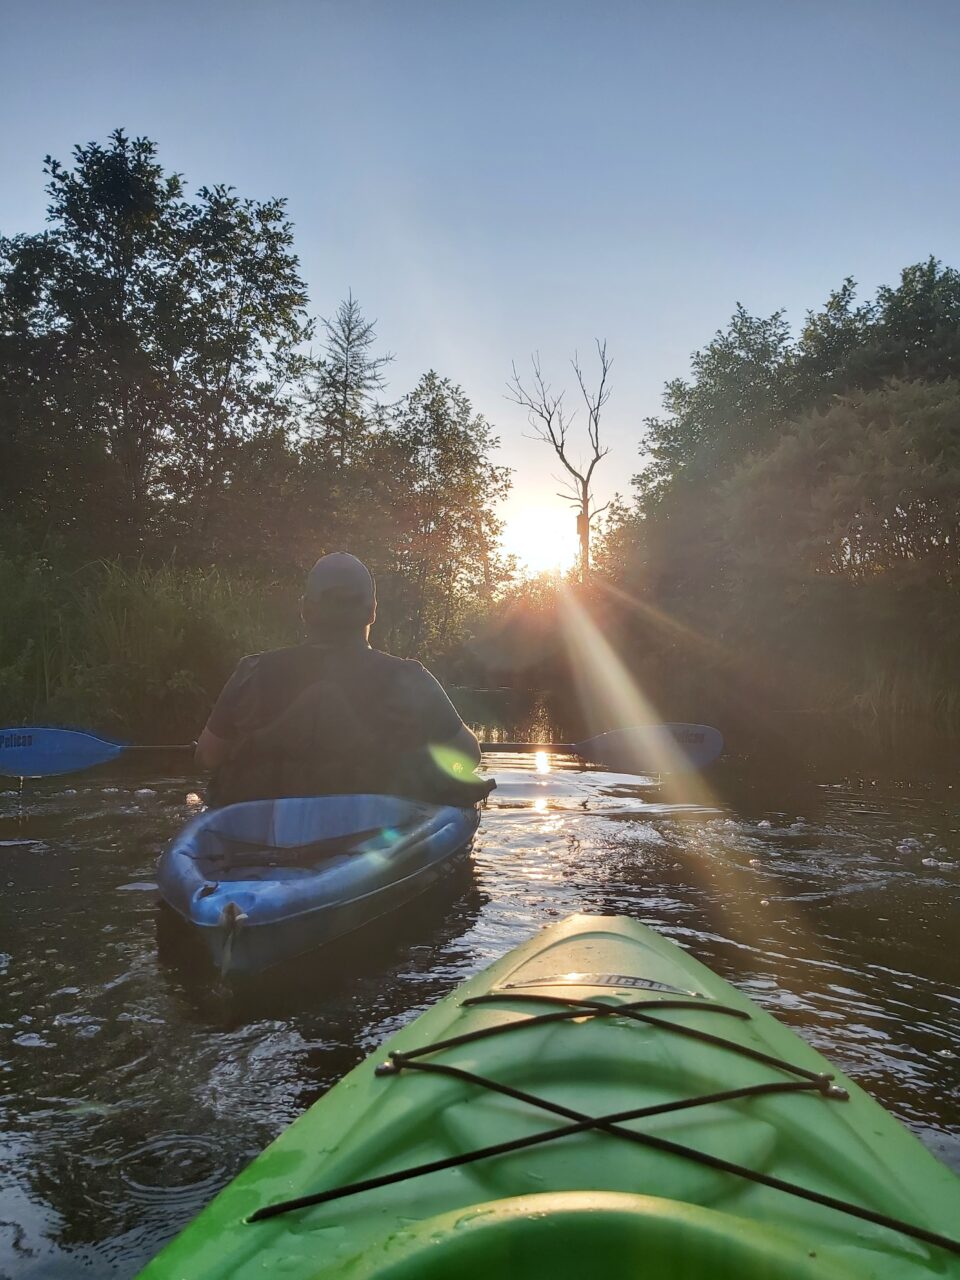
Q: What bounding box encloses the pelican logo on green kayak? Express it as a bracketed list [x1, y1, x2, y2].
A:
[499, 973, 699, 995]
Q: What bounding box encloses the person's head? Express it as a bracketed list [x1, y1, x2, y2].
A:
[301, 553, 377, 642]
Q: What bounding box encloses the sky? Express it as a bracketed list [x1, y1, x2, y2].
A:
[3, 0, 960, 571]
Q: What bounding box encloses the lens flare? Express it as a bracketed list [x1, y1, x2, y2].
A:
[556, 585, 821, 972]
[557, 590, 715, 805]
[594, 578, 728, 660]
[534, 751, 550, 774]
[428, 743, 471, 777]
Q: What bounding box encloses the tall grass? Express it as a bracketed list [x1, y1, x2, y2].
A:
[3, 551, 958, 761]
[0, 555, 296, 739]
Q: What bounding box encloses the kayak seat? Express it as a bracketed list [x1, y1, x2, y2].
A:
[195, 825, 392, 871]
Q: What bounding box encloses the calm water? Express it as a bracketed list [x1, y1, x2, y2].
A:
[1, 757, 958, 1277]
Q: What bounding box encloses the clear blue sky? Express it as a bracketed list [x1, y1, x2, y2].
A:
[3, 0, 959, 566]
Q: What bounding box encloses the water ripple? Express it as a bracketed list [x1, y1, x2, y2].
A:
[0, 767, 957, 1277]
[119, 1134, 229, 1207]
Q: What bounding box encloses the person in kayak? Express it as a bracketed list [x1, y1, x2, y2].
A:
[195, 553, 492, 807]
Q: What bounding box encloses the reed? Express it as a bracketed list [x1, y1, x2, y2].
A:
[4, 550, 959, 762]
[0, 555, 295, 739]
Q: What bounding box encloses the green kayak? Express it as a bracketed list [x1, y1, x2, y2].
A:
[139, 914, 960, 1279]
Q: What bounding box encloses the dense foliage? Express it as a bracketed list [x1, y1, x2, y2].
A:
[0, 131, 312, 556]
[1, 133, 511, 734]
[586, 262, 960, 758]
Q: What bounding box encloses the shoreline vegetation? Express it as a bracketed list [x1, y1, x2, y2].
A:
[3, 132, 960, 773]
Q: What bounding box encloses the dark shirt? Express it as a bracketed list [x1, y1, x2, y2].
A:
[207, 643, 463, 747]
[204, 641, 480, 806]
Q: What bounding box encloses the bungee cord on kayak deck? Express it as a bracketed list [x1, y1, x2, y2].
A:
[249, 992, 960, 1260]
[247, 1082, 832, 1217]
[464, 992, 849, 1088]
[358, 996, 757, 1066]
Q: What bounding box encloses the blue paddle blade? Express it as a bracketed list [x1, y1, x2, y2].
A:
[0, 728, 127, 778]
[577, 723, 723, 773]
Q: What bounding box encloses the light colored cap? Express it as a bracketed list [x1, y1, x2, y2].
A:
[304, 553, 376, 613]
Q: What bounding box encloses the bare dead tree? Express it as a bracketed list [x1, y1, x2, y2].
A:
[508, 340, 612, 582]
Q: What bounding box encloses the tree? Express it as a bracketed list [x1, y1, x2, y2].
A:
[0, 129, 311, 555]
[636, 306, 795, 513]
[635, 261, 960, 523]
[724, 379, 960, 584]
[508, 341, 612, 582]
[168, 179, 312, 550]
[376, 372, 511, 658]
[844, 258, 960, 387]
[792, 277, 874, 399]
[304, 291, 393, 467]
[594, 274, 960, 748]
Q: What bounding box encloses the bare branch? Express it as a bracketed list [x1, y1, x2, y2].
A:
[551, 470, 582, 503]
[508, 355, 584, 484]
[508, 341, 613, 583]
[571, 339, 613, 489]
[585, 447, 611, 489]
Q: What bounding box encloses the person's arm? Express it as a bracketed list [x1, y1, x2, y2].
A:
[409, 664, 482, 769]
[195, 726, 232, 769]
[196, 655, 261, 769]
[445, 722, 481, 767]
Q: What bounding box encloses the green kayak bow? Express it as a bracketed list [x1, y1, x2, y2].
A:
[139, 914, 960, 1279]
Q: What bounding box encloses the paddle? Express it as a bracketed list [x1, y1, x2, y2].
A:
[0, 727, 195, 778]
[0, 722, 722, 779]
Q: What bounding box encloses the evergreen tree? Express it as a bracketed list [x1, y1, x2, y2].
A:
[305, 292, 393, 467]
[375, 372, 511, 657]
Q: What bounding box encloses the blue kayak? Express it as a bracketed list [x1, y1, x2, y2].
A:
[157, 795, 479, 975]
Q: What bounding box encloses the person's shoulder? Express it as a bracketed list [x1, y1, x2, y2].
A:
[226, 652, 264, 679]
[371, 652, 458, 706]
[227, 644, 314, 688]
[246, 644, 309, 672]
[369, 648, 430, 677]
[256, 645, 308, 659]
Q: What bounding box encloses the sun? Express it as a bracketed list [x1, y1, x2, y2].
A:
[502, 504, 580, 575]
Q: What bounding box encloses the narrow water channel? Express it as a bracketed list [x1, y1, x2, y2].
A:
[1, 755, 958, 1277]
